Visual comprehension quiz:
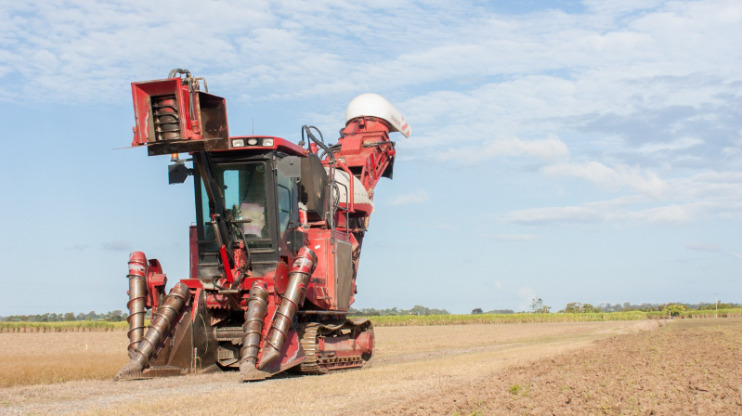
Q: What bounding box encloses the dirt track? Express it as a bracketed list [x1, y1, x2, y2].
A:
[0, 319, 738, 415]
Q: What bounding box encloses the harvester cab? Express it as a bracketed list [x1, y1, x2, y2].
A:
[115, 69, 410, 381]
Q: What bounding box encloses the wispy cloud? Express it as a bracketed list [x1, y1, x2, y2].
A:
[437, 135, 569, 165]
[101, 241, 133, 252]
[507, 201, 692, 226]
[506, 164, 742, 227]
[389, 189, 430, 206]
[685, 241, 742, 261]
[634, 137, 703, 154]
[543, 162, 667, 197]
[685, 241, 722, 252]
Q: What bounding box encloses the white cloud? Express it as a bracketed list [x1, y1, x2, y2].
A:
[666, 171, 742, 219]
[0, 0, 739, 231]
[583, 0, 665, 17]
[685, 241, 742, 262]
[506, 200, 692, 226]
[635, 137, 703, 154]
[2, 0, 738, 105]
[636, 204, 692, 224]
[721, 137, 742, 157]
[685, 241, 721, 252]
[437, 135, 569, 165]
[389, 189, 430, 206]
[506, 166, 742, 227]
[543, 162, 667, 197]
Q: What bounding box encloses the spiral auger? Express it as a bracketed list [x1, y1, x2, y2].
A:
[114, 283, 191, 381]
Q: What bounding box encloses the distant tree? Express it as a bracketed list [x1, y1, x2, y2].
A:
[63, 312, 76, 321]
[108, 310, 124, 322]
[471, 308, 483, 315]
[580, 303, 600, 313]
[564, 302, 581, 313]
[699, 301, 732, 310]
[489, 309, 514, 314]
[409, 305, 429, 315]
[663, 304, 687, 317]
[529, 298, 550, 314]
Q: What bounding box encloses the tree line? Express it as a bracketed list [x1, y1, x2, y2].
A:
[349, 305, 450, 316]
[559, 301, 739, 313]
[2, 301, 738, 322]
[471, 300, 741, 315]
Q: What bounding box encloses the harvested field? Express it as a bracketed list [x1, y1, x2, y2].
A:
[0, 319, 739, 415]
[0, 332, 129, 387]
[381, 318, 742, 416]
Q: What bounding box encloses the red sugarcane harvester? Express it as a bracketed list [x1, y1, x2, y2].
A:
[114, 69, 410, 381]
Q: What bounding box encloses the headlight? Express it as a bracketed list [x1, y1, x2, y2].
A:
[232, 138, 245, 148]
[262, 138, 274, 147]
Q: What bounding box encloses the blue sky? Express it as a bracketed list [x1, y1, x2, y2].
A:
[0, 0, 740, 315]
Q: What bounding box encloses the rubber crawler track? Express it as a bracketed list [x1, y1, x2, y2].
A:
[297, 319, 374, 375]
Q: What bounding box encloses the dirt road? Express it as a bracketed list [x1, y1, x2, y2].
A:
[0, 320, 660, 415]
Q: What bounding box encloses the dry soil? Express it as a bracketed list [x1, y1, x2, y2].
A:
[0, 319, 738, 415]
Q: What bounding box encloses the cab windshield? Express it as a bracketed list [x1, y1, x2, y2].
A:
[199, 161, 272, 247]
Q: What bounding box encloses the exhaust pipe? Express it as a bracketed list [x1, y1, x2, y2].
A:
[259, 247, 317, 369]
[239, 284, 269, 379]
[114, 282, 191, 381]
[126, 252, 148, 358]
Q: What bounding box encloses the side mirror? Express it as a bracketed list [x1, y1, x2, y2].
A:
[168, 162, 191, 184]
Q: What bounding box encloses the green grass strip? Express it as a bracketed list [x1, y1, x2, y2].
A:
[364, 309, 742, 327]
[0, 321, 130, 333]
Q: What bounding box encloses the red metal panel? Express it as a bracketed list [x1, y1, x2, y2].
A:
[304, 229, 355, 311]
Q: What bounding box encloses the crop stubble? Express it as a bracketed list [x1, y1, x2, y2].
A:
[0, 319, 738, 415]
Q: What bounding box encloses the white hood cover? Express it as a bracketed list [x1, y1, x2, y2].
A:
[345, 93, 411, 138]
